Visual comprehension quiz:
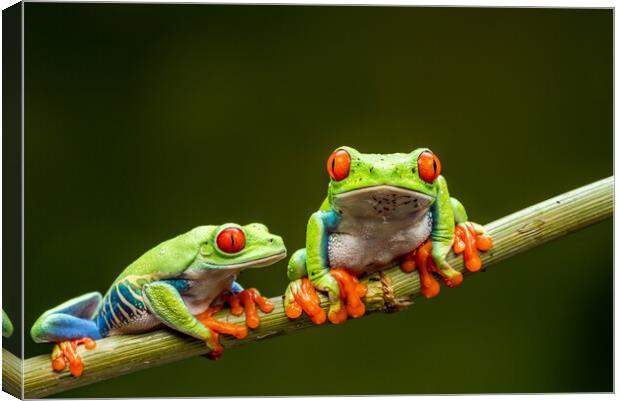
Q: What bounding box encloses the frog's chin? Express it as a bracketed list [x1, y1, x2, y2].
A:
[207, 250, 287, 270]
[332, 185, 433, 219]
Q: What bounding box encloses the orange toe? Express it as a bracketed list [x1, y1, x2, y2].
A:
[414, 241, 442, 299]
[288, 278, 327, 325]
[206, 331, 224, 360]
[331, 268, 367, 320]
[328, 307, 348, 324]
[476, 234, 493, 251]
[442, 271, 463, 288]
[69, 359, 84, 377]
[400, 252, 417, 273]
[57, 340, 86, 377]
[196, 307, 248, 340]
[421, 280, 441, 299]
[52, 356, 66, 372]
[285, 301, 303, 319]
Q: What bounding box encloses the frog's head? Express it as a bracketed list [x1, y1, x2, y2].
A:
[192, 223, 287, 271]
[326, 146, 443, 219]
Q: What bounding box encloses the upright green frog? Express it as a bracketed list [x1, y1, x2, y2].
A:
[284, 146, 492, 324]
[31, 223, 286, 377]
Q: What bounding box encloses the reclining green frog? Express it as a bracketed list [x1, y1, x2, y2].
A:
[284, 146, 492, 324]
[31, 223, 286, 376]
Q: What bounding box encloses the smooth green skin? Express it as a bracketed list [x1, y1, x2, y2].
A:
[3, 309, 14, 338]
[286, 146, 471, 317]
[31, 223, 286, 350]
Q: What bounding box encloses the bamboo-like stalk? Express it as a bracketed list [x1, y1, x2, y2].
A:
[3, 176, 613, 399]
[2, 348, 22, 398]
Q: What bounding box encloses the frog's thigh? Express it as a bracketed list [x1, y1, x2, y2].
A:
[31, 313, 101, 342]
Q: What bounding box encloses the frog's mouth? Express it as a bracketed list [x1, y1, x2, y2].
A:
[333, 185, 433, 219]
[208, 250, 288, 270]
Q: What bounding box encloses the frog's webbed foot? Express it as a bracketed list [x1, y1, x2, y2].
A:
[51, 337, 96, 377]
[227, 288, 274, 329]
[284, 270, 367, 325]
[400, 241, 448, 299]
[284, 278, 326, 324]
[453, 222, 493, 272]
[330, 268, 367, 321]
[400, 223, 493, 298]
[195, 306, 248, 360]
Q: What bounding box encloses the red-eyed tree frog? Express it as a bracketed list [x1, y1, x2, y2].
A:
[31, 223, 286, 376]
[284, 146, 492, 325]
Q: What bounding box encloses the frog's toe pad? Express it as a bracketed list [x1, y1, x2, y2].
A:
[205, 330, 225, 360]
[442, 271, 463, 288]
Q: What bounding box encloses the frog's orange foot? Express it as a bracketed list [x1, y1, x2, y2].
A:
[51, 337, 96, 377]
[329, 268, 367, 322]
[453, 222, 493, 272]
[284, 270, 367, 325]
[401, 241, 463, 298]
[285, 278, 326, 325]
[226, 288, 274, 329]
[196, 306, 248, 359]
[203, 329, 224, 360]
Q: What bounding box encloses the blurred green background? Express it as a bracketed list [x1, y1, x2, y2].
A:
[24, 4, 612, 397]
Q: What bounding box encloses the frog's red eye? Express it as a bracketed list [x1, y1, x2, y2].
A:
[417, 151, 441, 183]
[327, 149, 351, 181]
[216, 227, 246, 253]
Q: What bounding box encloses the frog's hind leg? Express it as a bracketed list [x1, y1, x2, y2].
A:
[31, 292, 102, 377]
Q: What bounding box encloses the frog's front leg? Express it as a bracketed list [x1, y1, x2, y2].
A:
[284, 212, 367, 325]
[142, 281, 231, 358]
[401, 179, 493, 298]
[428, 176, 466, 290]
[224, 281, 274, 329]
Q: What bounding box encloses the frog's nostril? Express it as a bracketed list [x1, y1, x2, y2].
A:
[269, 238, 274, 243]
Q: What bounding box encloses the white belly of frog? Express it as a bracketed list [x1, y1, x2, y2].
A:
[109, 313, 161, 336]
[328, 212, 432, 274]
[180, 268, 239, 315]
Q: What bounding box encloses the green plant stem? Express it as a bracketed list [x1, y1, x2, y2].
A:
[2, 176, 613, 399]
